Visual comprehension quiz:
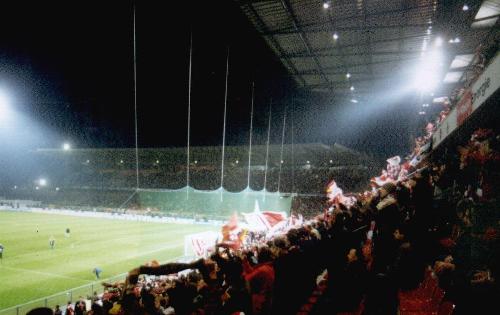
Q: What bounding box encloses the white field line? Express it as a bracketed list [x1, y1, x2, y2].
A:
[0, 265, 90, 283]
[0, 254, 188, 312]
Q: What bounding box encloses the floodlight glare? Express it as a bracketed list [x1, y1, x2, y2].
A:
[350, 86, 355, 91]
[63, 143, 71, 150]
[463, 4, 469, 11]
[412, 49, 443, 92]
[435, 37, 443, 47]
[39, 178, 47, 186]
[333, 33, 339, 40]
[0, 91, 10, 122]
[346, 73, 351, 79]
[323, 2, 329, 9]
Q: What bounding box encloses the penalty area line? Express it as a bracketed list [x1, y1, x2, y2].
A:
[0, 265, 91, 283]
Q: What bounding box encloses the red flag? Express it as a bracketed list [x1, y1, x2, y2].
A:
[371, 170, 393, 187]
[326, 180, 344, 202]
[221, 213, 239, 242]
[261, 211, 287, 227]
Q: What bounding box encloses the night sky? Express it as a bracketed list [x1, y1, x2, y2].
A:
[0, 0, 424, 159]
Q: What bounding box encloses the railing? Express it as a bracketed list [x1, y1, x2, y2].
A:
[0, 273, 124, 315]
[0, 255, 191, 315]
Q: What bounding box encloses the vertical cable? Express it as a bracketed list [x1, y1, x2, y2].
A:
[277, 107, 286, 192]
[133, 2, 140, 190]
[291, 96, 295, 194]
[220, 48, 230, 201]
[247, 82, 255, 189]
[186, 32, 193, 200]
[263, 100, 272, 201]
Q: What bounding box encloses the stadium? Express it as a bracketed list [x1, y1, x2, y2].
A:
[1, 143, 380, 217]
[0, 0, 499, 315]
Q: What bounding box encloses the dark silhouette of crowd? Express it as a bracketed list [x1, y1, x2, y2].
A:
[23, 124, 500, 315]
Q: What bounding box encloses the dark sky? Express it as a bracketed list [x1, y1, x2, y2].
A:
[0, 0, 425, 159]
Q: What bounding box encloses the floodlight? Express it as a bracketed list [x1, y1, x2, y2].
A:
[412, 49, 443, 92]
[63, 143, 71, 150]
[435, 37, 443, 47]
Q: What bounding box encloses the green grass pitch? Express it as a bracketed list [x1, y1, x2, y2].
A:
[0, 210, 214, 310]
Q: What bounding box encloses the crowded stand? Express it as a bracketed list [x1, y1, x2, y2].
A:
[13, 33, 500, 315]
[7, 2, 500, 315]
[1, 144, 379, 218]
[27, 57, 500, 314]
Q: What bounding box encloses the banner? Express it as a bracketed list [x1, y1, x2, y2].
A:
[184, 231, 219, 257]
[456, 89, 473, 126]
[433, 52, 500, 149]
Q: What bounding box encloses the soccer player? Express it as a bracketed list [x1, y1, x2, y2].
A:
[93, 267, 102, 279]
[65, 228, 70, 238]
[49, 236, 55, 249]
[0, 244, 4, 261]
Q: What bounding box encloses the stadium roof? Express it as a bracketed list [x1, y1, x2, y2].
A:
[235, 0, 498, 96]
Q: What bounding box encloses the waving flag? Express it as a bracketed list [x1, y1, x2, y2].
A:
[386, 155, 401, 180]
[386, 155, 401, 165]
[221, 213, 239, 242]
[397, 162, 411, 181]
[326, 180, 344, 202]
[371, 170, 393, 187]
[242, 201, 287, 231]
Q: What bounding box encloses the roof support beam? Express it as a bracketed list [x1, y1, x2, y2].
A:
[262, 23, 430, 35]
[279, 33, 429, 58]
[261, 3, 435, 35]
[278, 0, 331, 87]
[240, 1, 306, 86]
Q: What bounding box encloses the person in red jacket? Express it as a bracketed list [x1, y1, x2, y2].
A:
[242, 246, 275, 315]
